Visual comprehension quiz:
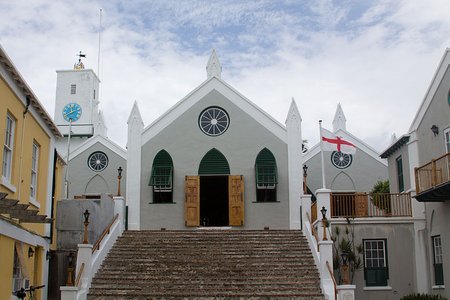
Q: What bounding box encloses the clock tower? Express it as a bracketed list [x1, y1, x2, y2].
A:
[54, 54, 105, 153]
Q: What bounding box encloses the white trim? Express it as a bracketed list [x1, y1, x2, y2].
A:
[444, 126, 450, 153]
[432, 285, 445, 290]
[68, 134, 126, 161]
[0, 218, 49, 248]
[28, 197, 40, 209]
[331, 217, 414, 225]
[409, 49, 450, 132]
[141, 77, 287, 145]
[363, 286, 393, 291]
[1, 176, 17, 193]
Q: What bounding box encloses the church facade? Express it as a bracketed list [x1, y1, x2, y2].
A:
[126, 51, 303, 230]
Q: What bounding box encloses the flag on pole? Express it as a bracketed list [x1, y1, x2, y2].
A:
[321, 127, 357, 155]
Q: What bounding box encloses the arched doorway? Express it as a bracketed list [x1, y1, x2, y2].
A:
[198, 148, 230, 226]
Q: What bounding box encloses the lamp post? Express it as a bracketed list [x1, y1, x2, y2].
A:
[83, 209, 90, 244]
[320, 206, 328, 241]
[303, 164, 308, 194]
[66, 252, 74, 286]
[117, 166, 123, 196]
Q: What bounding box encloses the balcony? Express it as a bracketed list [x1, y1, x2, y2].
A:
[310, 193, 412, 223]
[330, 192, 412, 218]
[415, 153, 450, 202]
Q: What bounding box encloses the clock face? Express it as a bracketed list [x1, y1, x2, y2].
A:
[198, 106, 230, 136]
[331, 151, 353, 169]
[63, 103, 82, 122]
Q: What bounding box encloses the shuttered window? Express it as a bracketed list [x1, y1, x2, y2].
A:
[255, 148, 277, 202]
[255, 148, 277, 186]
[149, 150, 173, 203]
[198, 148, 230, 175]
[364, 239, 389, 286]
[432, 235, 444, 285]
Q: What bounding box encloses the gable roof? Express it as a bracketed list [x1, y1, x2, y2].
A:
[380, 134, 410, 158]
[0, 45, 62, 138]
[303, 127, 387, 166]
[68, 134, 127, 161]
[409, 48, 450, 132]
[141, 76, 287, 145]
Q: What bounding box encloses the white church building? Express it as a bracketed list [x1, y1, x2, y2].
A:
[126, 50, 304, 230]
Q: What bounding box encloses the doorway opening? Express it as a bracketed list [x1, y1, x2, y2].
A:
[200, 176, 229, 226]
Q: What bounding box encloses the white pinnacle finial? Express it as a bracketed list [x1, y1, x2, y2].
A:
[206, 49, 222, 79]
[333, 103, 347, 132]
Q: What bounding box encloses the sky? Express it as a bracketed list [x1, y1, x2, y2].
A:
[1, 0, 450, 152]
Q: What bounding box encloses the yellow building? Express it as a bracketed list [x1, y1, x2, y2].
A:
[0, 45, 64, 300]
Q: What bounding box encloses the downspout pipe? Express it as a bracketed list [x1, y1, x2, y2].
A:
[17, 95, 31, 201]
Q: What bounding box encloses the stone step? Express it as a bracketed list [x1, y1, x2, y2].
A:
[88, 230, 323, 299]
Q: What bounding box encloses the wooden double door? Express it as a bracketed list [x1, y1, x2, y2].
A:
[185, 175, 244, 227]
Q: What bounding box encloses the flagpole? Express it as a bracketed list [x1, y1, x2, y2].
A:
[319, 120, 326, 189]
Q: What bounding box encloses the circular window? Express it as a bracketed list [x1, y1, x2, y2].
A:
[331, 151, 352, 169]
[88, 151, 108, 172]
[198, 106, 230, 136]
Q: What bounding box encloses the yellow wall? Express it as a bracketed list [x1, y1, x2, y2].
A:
[0, 77, 51, 235]
[0, 236, 43, 300]
[0, 235, 15, 299]
[1, 67, 57, 298]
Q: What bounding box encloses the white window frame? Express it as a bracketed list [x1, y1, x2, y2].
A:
[364, 239, 387, 269]
[2, 113, 15, 183]
[444, 127, 450, 153]
[433, 236, 443, 264]
[30, 141, 39, 202]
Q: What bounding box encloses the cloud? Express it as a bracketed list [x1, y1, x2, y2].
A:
[0, 0, 449, 152]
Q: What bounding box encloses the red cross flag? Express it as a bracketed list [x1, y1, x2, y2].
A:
[321, 127, 357, 155]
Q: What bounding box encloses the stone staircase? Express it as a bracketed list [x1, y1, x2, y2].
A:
[88, 230, 324, 299]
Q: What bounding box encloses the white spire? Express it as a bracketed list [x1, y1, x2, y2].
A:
[206, 49, 222, 79]
[94, 110, 108, 137]
[333, 103, 347, 132]
[391, 133, 398, 144]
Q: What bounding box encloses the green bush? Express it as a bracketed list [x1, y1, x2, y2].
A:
[400, 294, 447, 300]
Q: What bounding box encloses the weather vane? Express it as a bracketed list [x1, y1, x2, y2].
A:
[74, 51, 86, 70]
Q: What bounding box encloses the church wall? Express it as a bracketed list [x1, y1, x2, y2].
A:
[140, 89, 289, 229]
[68, 142, 126, 199]
[305, 148, 388, 194]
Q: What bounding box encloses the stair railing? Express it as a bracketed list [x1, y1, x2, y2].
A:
[92, 214, 119, 254]
[326, 260, 337, 300]
[306, 212, 320, 251]
[75, 263, 85, 288]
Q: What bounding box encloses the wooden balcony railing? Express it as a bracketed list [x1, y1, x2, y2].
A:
[415, 152, 450, 194]
[330, 192, 412, 218]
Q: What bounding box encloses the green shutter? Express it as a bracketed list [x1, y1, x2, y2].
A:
[198, 148, 230, 175]
[365, 268, 388, 286]
[435, 263, 444, 285]
[149, 150, 173, 188]
[255, 148, 277, 185]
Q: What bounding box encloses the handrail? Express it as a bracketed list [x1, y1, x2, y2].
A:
[92, 213, 119, 254]
[75, 263, 85, 287]
[326, 260, 337, 300]
[306, 212, 320, 251]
